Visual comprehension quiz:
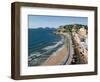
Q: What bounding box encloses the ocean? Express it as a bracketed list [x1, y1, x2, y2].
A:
[28, 28, 64, 66]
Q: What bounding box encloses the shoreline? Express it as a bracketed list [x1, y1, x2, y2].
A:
[41, 36, 68, 66]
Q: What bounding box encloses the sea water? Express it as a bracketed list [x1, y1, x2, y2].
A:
[28, 28, 64, 66]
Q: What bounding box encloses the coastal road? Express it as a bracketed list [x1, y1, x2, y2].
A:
[63, 34, 74, 65]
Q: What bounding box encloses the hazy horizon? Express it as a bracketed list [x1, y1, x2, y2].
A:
[28, 15, 88, 28]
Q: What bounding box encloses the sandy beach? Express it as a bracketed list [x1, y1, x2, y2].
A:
[41, 42, 68, 66]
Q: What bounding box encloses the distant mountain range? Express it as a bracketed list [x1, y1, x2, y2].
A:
[29, 27, 57, 30]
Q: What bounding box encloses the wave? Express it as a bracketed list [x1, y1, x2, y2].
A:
[43, 36, 64, 50]
[28, 52, 42, 62]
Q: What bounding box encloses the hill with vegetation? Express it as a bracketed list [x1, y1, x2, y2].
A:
[57, 24, 88, 33]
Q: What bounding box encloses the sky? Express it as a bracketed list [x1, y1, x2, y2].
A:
[28, 15, 88, 28]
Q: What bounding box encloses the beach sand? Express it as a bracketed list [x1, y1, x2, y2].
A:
[41, 44, 68, 66]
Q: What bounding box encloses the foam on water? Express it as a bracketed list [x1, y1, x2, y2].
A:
[43, 36, 64, 50]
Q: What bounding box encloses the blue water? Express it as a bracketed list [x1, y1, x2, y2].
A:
[28, 28, 64, 66]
